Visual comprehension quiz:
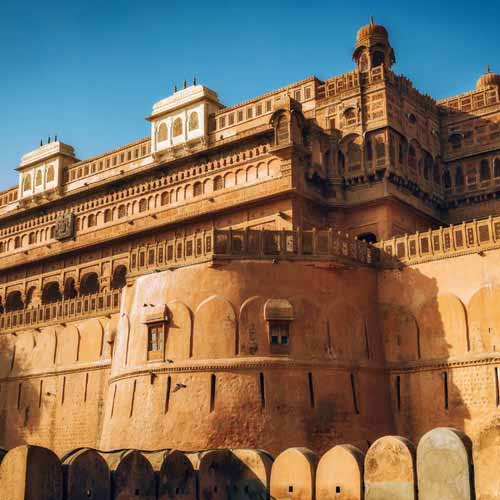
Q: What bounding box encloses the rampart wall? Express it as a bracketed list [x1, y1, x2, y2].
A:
[2, 425, 500, 499]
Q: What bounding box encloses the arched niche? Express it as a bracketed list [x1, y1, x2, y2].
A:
[165, 301, 192, 360]
[418, 294, 468, 359]
[56, 325, 80, 365]
[78, 318, 104, 362]
[10, 331, 36, 375]
[468, 286, 500, 353]
[379, 303, 419, 362]
[270, 448, 318, 500]
[239, 296, 268, 356]
[193, 295, 236, 359]
[325, 301, 366, 361]
[317, 445, 365, 500]
[32, 327, 57, 369]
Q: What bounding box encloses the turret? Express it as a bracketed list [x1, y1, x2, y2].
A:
[352, 17, 395, 72]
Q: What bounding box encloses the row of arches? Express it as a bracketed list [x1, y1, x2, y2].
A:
[443, 158, 500, 189]
[156, 111, 200, 143]
[0, 266, 127, 313]
[1, 144, 270, 251]
[77, 160, 280, 232]
[21, 165, 56, 194]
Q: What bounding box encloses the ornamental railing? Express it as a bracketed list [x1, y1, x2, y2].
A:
[0, 289, 121, 334]
[129, 227, 379, 275]
[377, 215, 500, 266]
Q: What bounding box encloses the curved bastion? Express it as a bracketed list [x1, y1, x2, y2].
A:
[99, 257, 392, 454]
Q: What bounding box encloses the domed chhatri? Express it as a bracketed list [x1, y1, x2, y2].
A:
[353, 17, 395, 72]
[476, 66, 500, 90]
[356, 16, 389, 43]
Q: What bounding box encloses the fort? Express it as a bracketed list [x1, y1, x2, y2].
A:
[1, 17, 500, 497]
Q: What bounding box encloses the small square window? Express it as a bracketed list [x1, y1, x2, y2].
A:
[269, 321, 290, 353]
[147, 323, 165, 360]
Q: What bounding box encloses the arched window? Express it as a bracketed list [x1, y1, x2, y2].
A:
[344, 108, 356, 126]
[480, 159, 491, 181]
[46, 165, 55, 182]
[347, 141, 361, 167]
[42, 281, 62, 304]
[5, 290, 23, 312]
[104, 209, 113, 223]
[443, 169, 452, 189]
[118, 205, 127, 218]
[23, 174, 32, 192]
[35, 170, 43, 187]
[0, 242, 4, 253]
[157, 122, 168, 142]
[28, 232, 36, 245]
[194, 182, 202, 196]
[14, 236, 21, 249]
[87, 214, 97, 227]
[111, 265, 127, 290]
[213, 176, 223, 191]
[80, 272, 100, 295]
[455, 165, 464, 187]
[188, 112, 199, 131]
[139, 199, 148, 212]
[172, 117, 183, 137]
[495, 158, 500, 177]
[161, 192, 169, 206]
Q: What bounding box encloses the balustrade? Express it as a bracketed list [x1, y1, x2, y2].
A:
[129, 227, 379, 275]
[377, 215, 500, 265]
[0, 289, 121, 333]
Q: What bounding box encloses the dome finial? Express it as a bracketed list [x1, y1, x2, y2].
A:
[370, 15, 374, 25]
[487, 64, 491, 73]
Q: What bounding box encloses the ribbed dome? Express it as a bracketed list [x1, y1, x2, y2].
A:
[356, 20, 389, 42]
[476, 67, 500, 90]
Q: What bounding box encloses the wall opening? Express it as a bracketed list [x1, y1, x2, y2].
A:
[495, 367, 499, 407]
[443, 372, 449, 410]
[259, 372, 266, 409]
[210, 374, 216, 412]
[79, 272, 100, 295]
[165, 376, 171, 413]
[308, 372, 315, 408]
[396, 375, 401, 412]
[111, 265, 127, 290]
[351, 373, 360, 414]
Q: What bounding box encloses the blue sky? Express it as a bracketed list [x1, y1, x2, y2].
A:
[0, 0, 498, 190]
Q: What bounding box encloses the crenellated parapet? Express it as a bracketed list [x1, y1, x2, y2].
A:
[2, 424, 499, 499]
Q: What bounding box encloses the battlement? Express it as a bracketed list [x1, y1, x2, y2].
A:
[1, 424, 498, 499]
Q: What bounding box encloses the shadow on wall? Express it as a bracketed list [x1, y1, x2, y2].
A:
[379, 263, 472, 441]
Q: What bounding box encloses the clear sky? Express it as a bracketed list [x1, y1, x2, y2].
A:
[1, 0, 499, 191]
